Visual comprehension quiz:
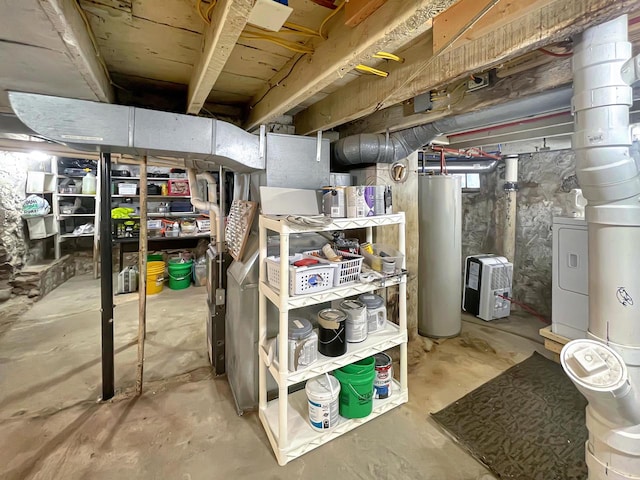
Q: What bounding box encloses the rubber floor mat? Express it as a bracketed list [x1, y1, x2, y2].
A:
[431, 352, 588, 480]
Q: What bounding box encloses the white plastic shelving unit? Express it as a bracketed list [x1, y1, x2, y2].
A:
[258, 213, 408, 466]
[52, 159, 101, 278]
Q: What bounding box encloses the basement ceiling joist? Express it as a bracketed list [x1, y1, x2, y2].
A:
[295, 0, 639, 135]
[243, 0, 457, 131]
[187, 0, 252, 114]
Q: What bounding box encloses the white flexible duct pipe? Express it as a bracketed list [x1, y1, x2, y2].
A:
[561, 15, 640, 480]
[187, 168, 223, 249]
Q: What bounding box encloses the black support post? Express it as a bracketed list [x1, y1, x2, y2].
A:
[100, 153, 115, 400]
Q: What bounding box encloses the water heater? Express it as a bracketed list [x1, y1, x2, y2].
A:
[463, 254, 512, 321]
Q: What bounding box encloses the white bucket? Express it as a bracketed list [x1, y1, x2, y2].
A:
[306, 375, 341, 431]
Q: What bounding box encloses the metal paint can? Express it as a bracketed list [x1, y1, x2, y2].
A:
[346, 186, 366, 218]
[374, 185, 385, 216]
[318, 309, 347, 357]
[374, 352, 393, 399]
[340, 299, 368, 343]
[322, 187, 346, 218]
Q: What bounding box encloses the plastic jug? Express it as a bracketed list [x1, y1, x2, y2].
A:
[82, 172, 97, 195]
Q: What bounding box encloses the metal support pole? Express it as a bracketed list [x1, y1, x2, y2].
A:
[100, 152, 114, 400]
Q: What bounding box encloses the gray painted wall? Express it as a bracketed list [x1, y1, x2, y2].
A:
[462, 149, 578, 317]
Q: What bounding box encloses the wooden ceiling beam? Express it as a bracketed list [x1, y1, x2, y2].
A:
[187, 0, 252, 115]
[243, 0, 457, 131]
[339, 58, 572, 136]
[295, 0, 638, 135]
[37, 0, 114, 103]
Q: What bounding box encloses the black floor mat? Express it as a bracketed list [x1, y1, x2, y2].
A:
[431, 352, 588, 480]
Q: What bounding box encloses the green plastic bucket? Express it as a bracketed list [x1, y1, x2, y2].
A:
[334, 358, 376, 419]
[147, 253, 163, 262]
[168, 258, 192, 290]
[340, 356, 375, 374]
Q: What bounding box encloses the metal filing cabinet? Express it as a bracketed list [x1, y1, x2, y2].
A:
[552, 217, 589, 340]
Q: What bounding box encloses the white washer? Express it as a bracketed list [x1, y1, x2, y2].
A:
[552, 217, 589, 339]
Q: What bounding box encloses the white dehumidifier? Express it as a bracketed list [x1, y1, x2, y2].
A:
[463, 254, 513, 321]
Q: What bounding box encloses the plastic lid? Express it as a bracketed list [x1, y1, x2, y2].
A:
[305, 375, 340, 401]
[561, 339, 628, 393]
[340, 299, 365, 311]
[358, 293, 384, 308]
[288, 317, 313, 340]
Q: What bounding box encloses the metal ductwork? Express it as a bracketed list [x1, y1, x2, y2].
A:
[332, 88, 573, 166]
[8, 92, 262, 172]
[560, 15, 640, 480]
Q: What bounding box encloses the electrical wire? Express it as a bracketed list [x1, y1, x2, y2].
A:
[498, 294, 550, 325]
[250, 54, 307, 110]
[240, 32, 314, 54]
[371, 0, 501, 114]
[538, 47, 573, 58]
[283, 21, 322, 37]
[373, 51, 404, 63]
[319, 1, 345, 40]
[355, 64, 389, 77]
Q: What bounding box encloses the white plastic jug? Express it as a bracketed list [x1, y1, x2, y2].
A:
[82, 172, 97, 195]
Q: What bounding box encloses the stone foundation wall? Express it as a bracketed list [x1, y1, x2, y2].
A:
[462, 149, 577, 317]
[0, 152, 53, 301]
[10, 255, 75, 300]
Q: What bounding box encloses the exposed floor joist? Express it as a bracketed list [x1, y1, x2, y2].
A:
[243, 0, 457, 131]
[296, 0, 638, 135]
[187, 0, 252, 115]
[339, 57, 572, 136]
[38, 0, 113, 103]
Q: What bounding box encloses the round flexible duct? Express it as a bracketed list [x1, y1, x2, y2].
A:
[332, 88, 573, 166]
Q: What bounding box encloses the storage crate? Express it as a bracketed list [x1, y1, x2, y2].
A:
[168, 179, 190, 196]
[118, 183, 138, 195]
[266, 254, 337, 295]
[112, 218, 140, 238]
[303, 249, 363, 286]
[25, 215, 58, 239]
[26, 172, 56, 194]
[362, 243, 404, 274]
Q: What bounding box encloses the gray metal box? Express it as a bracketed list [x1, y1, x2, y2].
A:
[265, 133, 330, 189]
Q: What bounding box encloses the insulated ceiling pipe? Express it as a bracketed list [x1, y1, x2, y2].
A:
[332, 88, 572, 166]
[419, 160, 499, 174]
[560, 15, 640, 480]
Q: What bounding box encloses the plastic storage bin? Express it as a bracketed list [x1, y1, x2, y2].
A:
[118, 183, 138, 195]
[361, 244, 404, 274]
[265, 254, 337, 295]
[303, 249, 363, 286]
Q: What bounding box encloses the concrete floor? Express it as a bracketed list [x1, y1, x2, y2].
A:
[0, 274, 551, 479]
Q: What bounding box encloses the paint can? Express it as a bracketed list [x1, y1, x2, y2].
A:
[374, 185, 386, 216]
[340, 299, 368, 343]
[286, 318, 318, 371]
[318, 309, 347, 357]
[346, 186, 366, 218]
[358, 293, 387, 333]
[306, 374, 341, 431]
[373, 352, 393, 399]
[322, 187, 346, 218]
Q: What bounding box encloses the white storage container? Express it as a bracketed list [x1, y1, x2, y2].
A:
[362, 244, 404, 274]
[118, 183, 138, 195]
[303, 249, 363, 286]
[25, 215, 58, 239]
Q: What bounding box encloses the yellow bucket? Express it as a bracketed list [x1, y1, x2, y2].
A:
[146, 261, 165, 295]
